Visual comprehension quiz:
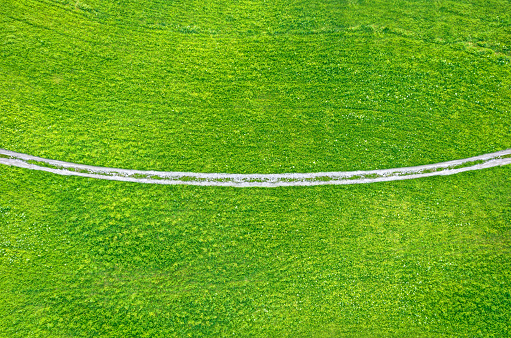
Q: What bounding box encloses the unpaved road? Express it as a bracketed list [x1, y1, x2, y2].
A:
[1, 148, 510, 187]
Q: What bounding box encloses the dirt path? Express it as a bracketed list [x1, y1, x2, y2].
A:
[1, 148, 510, 187]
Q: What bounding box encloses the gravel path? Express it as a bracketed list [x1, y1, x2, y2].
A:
[1, 148, 510, 187]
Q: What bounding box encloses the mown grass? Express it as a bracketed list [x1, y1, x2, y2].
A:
[0, 166, 510, 337]
[1, 0, 510, 173]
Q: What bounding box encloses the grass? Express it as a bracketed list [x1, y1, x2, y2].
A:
[24, 160, 92, 175]
[1, 0, 510, 174]
[0, 165, 510, 337]
[1, 0, 511, 336]
[451, 160, 486, 170]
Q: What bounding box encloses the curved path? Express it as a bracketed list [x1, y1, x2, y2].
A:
[1, 148, 510, 187]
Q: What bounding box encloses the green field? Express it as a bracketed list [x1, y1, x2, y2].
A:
[1, 166, 511, 336]
[1, 0, 511, 336]
[2, 0, 510, 173]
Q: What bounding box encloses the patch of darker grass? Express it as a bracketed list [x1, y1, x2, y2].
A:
[178, 176, 202, 182]
[25, 160, 92, 174]
[421, 167, 445, 174]
[26, 160, 62, 170]
[362, 173, 381, 179]
[130, 173, 151, 179]
[316, 176, 333, 181]
[452, 160, 486, 170]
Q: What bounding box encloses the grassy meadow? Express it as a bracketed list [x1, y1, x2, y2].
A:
[1, 166, 511, 336]
[1, 0, 511, 336]
[1, 0, 510, 173]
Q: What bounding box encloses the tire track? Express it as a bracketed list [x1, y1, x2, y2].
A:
[1, 148, 510, 187]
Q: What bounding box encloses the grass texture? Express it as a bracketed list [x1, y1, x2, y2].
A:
[1, 0, 510, 173]
[0, 166, 510, 337]
[1, 0, 511, 336]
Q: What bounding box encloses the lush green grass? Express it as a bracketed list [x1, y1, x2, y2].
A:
[2, 1, 511, 337]
[1, 165, 510, 337]
[1, 0, 510, 173]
